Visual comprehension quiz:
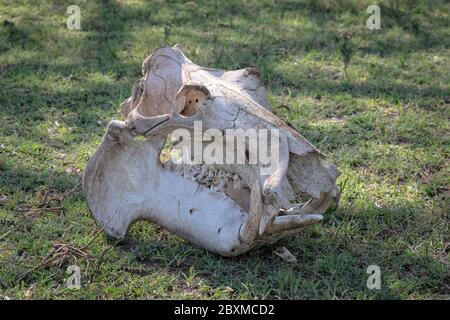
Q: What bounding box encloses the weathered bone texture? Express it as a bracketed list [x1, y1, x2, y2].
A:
[83, 45, 339, 256]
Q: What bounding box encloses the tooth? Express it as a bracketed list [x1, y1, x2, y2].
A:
[233, 177, 241, 189]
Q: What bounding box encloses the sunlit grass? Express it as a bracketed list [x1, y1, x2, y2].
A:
[0, 0, 449, 299]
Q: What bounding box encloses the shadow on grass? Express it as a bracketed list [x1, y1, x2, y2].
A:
[1, 0, 449, 299]
[113, 200, 449, 299]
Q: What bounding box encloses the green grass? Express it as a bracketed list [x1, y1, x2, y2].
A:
[0, 0, 449, 299]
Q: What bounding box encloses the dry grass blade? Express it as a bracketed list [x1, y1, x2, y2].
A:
[18, 243, 90, 282]
[18, 225, 105, 282]
[19, 183, 81, 219]
[23, 206, 64, 219]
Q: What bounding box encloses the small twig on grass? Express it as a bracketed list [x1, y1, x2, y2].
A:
[439, 242, 450, 265]
[22, 206, 64, 219]
[18, 243, 89, 282]
[0, 230, 12, 240]
[277, 104, 291, 111]
[81, 225, 106, 251]
[18, 183, 81, 219]
[18, 225, 106, 282]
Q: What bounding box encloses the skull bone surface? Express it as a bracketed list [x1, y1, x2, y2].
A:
[83, 45, 339, 256]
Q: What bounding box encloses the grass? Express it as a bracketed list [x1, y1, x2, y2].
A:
[0, 0, 449, 299]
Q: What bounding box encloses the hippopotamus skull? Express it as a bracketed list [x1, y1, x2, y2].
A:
[83, 45, 339, 256]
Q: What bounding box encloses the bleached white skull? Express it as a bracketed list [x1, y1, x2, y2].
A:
[83, 45, 339, 256]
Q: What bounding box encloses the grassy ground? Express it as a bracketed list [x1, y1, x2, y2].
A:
[0, 0, 449, 299]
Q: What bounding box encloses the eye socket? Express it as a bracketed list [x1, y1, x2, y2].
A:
[189, 100, 192, 104]
[196, 99, 199, 102]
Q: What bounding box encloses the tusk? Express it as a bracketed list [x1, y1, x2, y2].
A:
[266, 213, 323, 235]
[239, 180, 263, 244]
